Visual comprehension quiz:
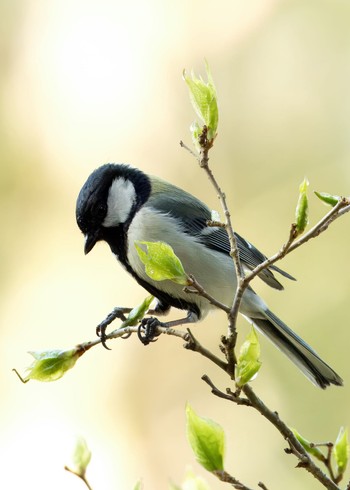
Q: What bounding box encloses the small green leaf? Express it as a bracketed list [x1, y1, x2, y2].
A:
[314, 191, 341, 207]
[122, 295, 154, 327]
[22, 348, 81, 382]
[210, 209, 221, 222]
[71, 436, 91, 476]
[133, 481, 143, 490]
[291, 428, 325, 462]
[186, 403, 225, 472]
[190, 121, 202, 151]
[295, 178, 309, 234]
[236, 327, 262, 387]
[183, 61, 218, 143]
[334, 427, 349, 476]
[135, 241, 188, 285]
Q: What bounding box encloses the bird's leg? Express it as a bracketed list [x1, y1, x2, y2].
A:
[138, 310, 199, 345]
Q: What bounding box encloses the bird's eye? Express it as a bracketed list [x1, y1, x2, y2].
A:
[94, 202, 107, 219]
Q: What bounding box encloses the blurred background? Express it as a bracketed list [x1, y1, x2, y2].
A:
[1, 0, 350, 489]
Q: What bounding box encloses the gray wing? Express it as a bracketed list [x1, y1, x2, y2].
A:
[148, 177, 295, 290]
[201, 227, 295, 290]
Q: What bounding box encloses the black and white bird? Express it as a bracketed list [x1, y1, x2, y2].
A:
[76, 163, 343, 388]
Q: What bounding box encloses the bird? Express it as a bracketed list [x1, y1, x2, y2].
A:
[76, 163, 343, 389]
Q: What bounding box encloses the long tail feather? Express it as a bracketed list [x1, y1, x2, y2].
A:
[248, 309, 343, 389]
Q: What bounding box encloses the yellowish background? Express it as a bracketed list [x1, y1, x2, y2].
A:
[1, 1, 350, 489]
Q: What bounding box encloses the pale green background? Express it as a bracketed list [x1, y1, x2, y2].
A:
[1, 1, 349, 489]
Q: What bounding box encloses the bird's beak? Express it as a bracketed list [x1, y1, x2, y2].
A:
[84, 230, 99, 255]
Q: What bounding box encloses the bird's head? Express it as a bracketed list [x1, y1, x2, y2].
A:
[76, 164, 151, 254]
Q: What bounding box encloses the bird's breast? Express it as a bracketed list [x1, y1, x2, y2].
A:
[125, 206, 242, 316]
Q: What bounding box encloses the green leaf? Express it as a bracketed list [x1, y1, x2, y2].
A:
[210, 209, 221, 222]
[295, 177, 309, 234]
[23, 348, 81, 382]
[236, 327, 262, 387]
[291, 428, 325, 462]
[71, 436, 91, 476]
[334, 427, 349, 476]
[190, 121, 202, 151]
[183, 61, 218, 142]
[186, 403, 225, 472]
[122, 295, 154, 327]
[314, 191, 341, 207]
[133, 481, 143, 490]
[135, 241, 188, 285]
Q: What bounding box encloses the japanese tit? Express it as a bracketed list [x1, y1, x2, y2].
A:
[76, 163, 343, 389]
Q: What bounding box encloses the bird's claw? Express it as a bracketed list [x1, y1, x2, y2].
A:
[96, 307, 132, 350]
[96, 323, 111, 350]
[138, 317, 162, 345]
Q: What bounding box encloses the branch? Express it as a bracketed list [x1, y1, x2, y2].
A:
[242, 385, 340, 490]
[84, 317, 229, 375]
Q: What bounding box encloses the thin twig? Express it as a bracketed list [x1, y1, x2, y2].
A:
[182, 137, 243, 377]
[184, 131, 244, 374]
[180, 140, 199, 160]
[80, 323, 190, 352]
[213, 469, 255, 490]
[185, 275, 230, 313]
[185, 330, 228, 372]
[288, 198, 350, 253]
[64, 467, 93, 490]
[201, 375, 252, 406]
[258, 483, 269, 490]
[242, 199, 350, 288]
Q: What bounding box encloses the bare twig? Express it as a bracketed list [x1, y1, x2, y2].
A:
[179, 140, 199, 160]
[185, 330, 228, 372]
[213, 469, 256, 490]
[201, 375, 252, 406]
[241, 198, 350, 289]
[80, 323, 190, 352]
[185, 274, 230, 314]
[64, 466, 93, 490]
[182, 131, 245, 375]
[258, 483, 269, 490]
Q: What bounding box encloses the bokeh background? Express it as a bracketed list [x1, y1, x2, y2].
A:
[1, 1, 350, 489]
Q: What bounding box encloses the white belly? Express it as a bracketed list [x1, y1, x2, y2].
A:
[126, 206, 266, 318]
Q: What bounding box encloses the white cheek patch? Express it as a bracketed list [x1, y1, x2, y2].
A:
[103, 177, 136, 227]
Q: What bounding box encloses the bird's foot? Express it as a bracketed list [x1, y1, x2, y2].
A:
[138, 317, 163, 345]
[96, 307, 133, 349]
